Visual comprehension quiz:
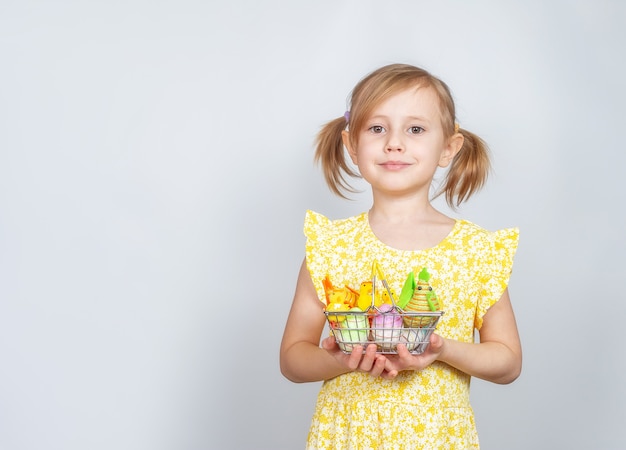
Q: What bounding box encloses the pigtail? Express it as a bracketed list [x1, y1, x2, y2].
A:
[314, 116, 360, 198]
[439, 127, 491, 208]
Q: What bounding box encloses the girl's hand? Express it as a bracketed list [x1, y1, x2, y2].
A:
[380, 333, 445, 378]
[321, 336, 388, 378]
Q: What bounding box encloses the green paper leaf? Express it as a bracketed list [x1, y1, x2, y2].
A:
[418, 267, 431, 282]
[397, 271, 415, 309]
[426, 290, 437, 311]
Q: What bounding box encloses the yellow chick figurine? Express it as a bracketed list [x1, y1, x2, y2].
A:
[356, 281, 394, 310]
[380, 286, 397, 305]
[356, 281, 378, 310]
[328, 287, 358, 309]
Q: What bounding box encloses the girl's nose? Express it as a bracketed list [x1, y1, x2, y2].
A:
[385, 130, 404, 152]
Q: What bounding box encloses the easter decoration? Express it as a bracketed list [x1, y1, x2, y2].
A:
[323, 261, 443, 355]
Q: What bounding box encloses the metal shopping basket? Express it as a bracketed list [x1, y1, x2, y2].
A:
[324, 261, 444, 355]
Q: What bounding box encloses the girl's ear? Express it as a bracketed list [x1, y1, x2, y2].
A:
[342, 130, 358, 164]
[439, 132, 464, 168]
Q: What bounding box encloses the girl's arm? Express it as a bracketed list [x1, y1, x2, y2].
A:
[390, 289, 522, 384]
[439, 288, 522, 383]
[280, 259, 388, 383]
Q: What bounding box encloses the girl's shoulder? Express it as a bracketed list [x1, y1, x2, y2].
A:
[453, 219, 519, 239]
[449, 219, 520, 256]
[304, 210, 367, 236]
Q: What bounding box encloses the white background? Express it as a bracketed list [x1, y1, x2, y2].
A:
[1, 1, 625, 449]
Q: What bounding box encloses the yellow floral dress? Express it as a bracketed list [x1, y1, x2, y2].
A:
[304, 210, 519, 450]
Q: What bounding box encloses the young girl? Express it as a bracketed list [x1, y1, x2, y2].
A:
[280, 63, 521, 449]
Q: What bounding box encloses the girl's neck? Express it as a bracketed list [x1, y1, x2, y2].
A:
[367, 196, 455, 251]
[368, 191, 447, 223]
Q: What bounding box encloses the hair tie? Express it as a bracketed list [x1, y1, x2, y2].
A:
[454, 122, 460, 133]
[344, 111, 350, 122]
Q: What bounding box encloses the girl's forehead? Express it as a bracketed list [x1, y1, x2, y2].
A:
[369, 86, 442, 116]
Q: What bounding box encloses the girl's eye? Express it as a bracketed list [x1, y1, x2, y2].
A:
[408, 126, 424, 134]
[369, 125, 385, 134]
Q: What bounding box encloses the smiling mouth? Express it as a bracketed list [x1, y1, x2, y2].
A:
[380, 161, 410, 170]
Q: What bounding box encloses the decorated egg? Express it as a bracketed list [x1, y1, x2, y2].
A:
[326, 302, 350, 322]
[371, 304, 403, 351]
[336, 307, 369, 352]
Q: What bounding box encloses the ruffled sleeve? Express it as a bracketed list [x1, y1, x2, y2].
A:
[475, 227, 520, 329]
[304, 210, 332, 304]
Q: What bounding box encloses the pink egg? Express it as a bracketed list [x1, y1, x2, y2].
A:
[371, 304, 403, 351]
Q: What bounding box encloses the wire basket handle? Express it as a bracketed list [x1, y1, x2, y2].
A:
[370, 260, 399, 312]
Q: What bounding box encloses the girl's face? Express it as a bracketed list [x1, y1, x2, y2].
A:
[343, 86, 462, 198]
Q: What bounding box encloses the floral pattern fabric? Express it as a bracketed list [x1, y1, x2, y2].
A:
[304, 210, 519, 449]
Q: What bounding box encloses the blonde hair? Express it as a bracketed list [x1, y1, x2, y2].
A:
[314, 63, 490, 208]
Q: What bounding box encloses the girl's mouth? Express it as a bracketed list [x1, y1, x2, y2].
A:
[380, 161, 410, 170]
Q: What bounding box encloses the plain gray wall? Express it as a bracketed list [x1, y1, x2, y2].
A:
[1, 1, 625, 449]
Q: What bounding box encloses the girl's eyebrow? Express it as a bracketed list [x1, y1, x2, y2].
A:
[368, 114, 431, 123]
[407, 115, 431, 123]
